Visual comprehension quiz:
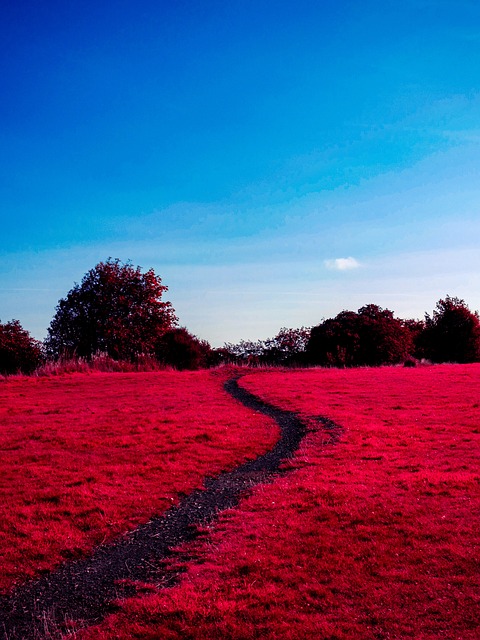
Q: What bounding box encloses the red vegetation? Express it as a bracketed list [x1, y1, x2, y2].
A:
[81, 364, 480, 639]
[0, 370, 278, 592]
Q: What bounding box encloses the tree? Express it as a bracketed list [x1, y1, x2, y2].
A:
[0, 320, 43, 375]
[223, 327, 311, 366]
[155, 327, 211, 370]
[355, 304, 413, 366]
[222, 339, 266, 365]
[307, 304, 413, 367]
[420, 296, 480, 363]
[403, 318, 425, 359]
[307, 311, 361, 367]
[261, 327, 311, 365]
[45, 259, 177, 360]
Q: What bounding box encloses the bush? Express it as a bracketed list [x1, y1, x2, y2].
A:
[155, 328, 212, 370]
[0, 320, 43, 375]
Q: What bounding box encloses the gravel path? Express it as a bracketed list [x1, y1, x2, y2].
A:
[0, 375, 340, 639]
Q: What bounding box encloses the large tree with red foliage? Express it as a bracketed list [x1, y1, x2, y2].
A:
[45, 259, 177, 360]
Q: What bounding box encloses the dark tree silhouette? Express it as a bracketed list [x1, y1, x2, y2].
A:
[45, 259, 177, 360]
[223, 327, 311, 366]
[307, 305, 413, 367]
[222, 339, 265, 365]
[308, 311, 361, 367]
[420, 296, 480, 363]
[0, 320, 43, 375]
[355, 304, 413, 366]
[261, 327, 311, 365]
[403, 318, 425, 357]
[208, 347, 233, 367]
[155, 327, 211, 370]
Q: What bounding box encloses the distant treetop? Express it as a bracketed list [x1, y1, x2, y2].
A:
[306, 304, 413, 367]
[420, 296, 480, 364]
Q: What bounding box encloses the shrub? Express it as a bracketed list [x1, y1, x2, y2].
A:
[155, 328, 212, 370]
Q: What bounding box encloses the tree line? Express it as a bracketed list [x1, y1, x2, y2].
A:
[1, 259, 480, 375]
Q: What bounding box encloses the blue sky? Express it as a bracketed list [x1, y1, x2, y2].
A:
[2, 0, 480, 346]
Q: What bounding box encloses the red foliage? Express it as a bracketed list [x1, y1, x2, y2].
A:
[0, 370, 278, 592]
[80, 365, 480, 639]
[0, 319, 43, 374]
[45, 259, 177, 360]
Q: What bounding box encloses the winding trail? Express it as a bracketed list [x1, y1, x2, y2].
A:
[0, 376, 341, 639]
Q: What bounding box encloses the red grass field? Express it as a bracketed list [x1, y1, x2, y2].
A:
[77, 364, 479, 640]
[0, 370, 278, 593]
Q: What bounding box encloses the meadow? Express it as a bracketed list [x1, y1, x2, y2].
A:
[1, 365, 479, 639]
[0, 370, 278, 593]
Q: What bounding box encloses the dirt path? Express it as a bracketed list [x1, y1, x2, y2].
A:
[0, 376, 339, 639]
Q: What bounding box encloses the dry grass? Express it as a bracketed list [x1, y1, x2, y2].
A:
[34, 353, 166, 375]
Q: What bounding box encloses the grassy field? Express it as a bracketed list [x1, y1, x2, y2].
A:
[1, 365, 479, 639]
[79, 364, 479, 639]
[0, 369, 278, 593]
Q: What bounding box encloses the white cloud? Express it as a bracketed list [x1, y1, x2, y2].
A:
[324, 257, 360, 271]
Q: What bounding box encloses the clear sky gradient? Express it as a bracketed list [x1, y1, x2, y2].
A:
[2, 0, 480, 346]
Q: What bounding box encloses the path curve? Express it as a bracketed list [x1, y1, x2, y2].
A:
[0, 375, 340, 639]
